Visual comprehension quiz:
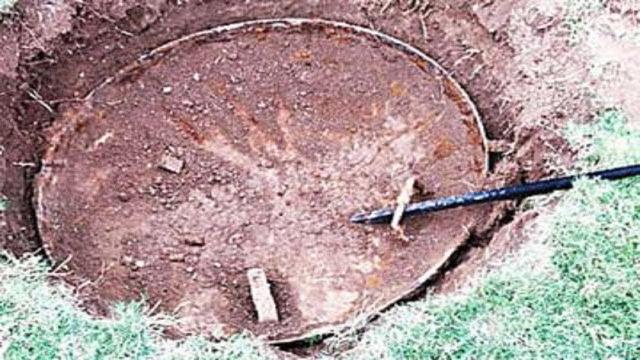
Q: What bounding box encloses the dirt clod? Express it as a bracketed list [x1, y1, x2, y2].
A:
[117, 192, 132, 202]
[158, 154, 184, 174]
[169, 253, 186, 262]
[184, 237, 204, 247]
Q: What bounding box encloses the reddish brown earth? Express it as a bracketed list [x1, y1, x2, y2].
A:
[0, 0, 520, 262]
[3, 0, 607, 351]
[36, 20, 488, 342]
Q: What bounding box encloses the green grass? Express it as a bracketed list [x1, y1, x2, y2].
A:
[0, 196, 8, 212]
[0, 0, 17, 13]
[339, 110, 640, 359]
[0, 254, 276, 359]
[2, 110, 639, 359]
[564, 0, 606, 44]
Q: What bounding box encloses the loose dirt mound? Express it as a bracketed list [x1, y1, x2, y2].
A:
[36, 19, 488, 342]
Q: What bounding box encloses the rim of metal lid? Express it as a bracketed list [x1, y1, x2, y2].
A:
[38, 17, 490, 345]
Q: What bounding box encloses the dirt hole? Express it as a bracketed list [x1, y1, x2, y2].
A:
[34, 19, 494, 343]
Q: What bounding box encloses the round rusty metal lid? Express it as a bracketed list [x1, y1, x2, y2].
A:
[36, 19, 488, 343]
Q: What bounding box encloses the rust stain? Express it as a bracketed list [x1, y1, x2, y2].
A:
[434, 137, 457, 160]
[292, 49, 313, 63]
[234, 105, 253, 124]
[322, 27, 352, 45]
[365, 274, 382, 289]
[390, 81, 406, 97]
[331, 33, 353, 45]
[175, 117, 204, 144]
[73, 115, 88, 132]
[473, 157, 484, 173]
[442, 77, 473, 116]
[254, 27, 268, 41]
[322, 57, 340, 68]
[207, 80, 227, 97]
[411, 58, 429, 72]
[464, 116, 483, 146]
[323, 27, 337, 37]
[417, 110, 439, 132]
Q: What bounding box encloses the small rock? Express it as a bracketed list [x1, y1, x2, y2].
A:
[247, 268, 279, 323]
[162, 86, 173, 94]
[185, 237, 205, 246]
[134, 260, 145, 269]
[185, 266, 195, 273]
[158, 154, 184, 174]
[169, 253, 185, 262]
[259, 159, 274, 168]
[193, 73, 201, 81]
[185, 254, 200, 265]
[121, 255, 133, 265]
[117, 191, 131, 202]
[227, 233, 244, 245]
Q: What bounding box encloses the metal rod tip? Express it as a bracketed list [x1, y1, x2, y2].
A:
[350, 212, 368, 224]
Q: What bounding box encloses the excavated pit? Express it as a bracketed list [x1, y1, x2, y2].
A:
[35, 19, 490, 343]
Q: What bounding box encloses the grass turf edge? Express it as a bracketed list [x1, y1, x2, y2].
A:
[0, 255, 276, 359]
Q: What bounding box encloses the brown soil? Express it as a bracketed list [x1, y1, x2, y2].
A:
[6, 0, 635, 353]
[0, 0, 529, 347]
[36, 19, 488, 342]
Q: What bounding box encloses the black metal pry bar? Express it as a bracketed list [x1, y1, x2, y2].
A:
[350, 164, 640, 225]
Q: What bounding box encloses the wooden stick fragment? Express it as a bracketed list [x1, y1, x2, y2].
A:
[391, 177, 416, 234]
[247, 268, 279, 323]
